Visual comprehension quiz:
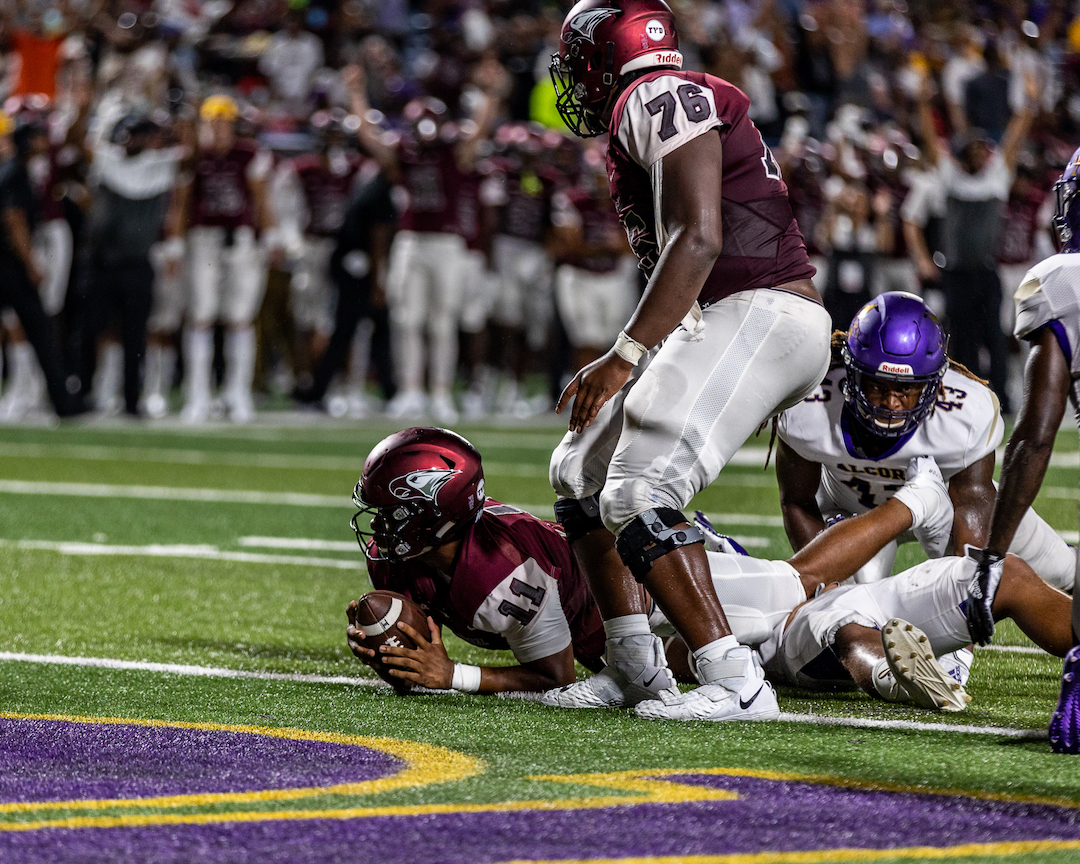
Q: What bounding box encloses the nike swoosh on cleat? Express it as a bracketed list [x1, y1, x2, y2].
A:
[740, 685, 764, 710]
[642, 671, 662, 689]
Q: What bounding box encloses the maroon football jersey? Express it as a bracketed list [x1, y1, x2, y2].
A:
[396, 137, 462, 235]
[191, 140, 261, 229]
[457, 168, 483, 251]
[368, 500, 605, 668]
[997, 188, 1046, 265]
[489, 159, 560, 243]
[292, 152, 364, 238]
[608, 70, 815, 305]
[554, 185, 623, 274]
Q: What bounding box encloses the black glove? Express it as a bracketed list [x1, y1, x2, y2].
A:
[966, 547, 1005, 646]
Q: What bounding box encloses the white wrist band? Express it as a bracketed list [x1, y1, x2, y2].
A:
[451, 663, 482, 693]
[613, 330, 647, 365]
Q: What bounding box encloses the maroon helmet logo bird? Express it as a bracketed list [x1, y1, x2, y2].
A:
[389, 468, 461, 504]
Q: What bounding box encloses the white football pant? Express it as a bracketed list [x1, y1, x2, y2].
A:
[491, 234, 553, 350]
[551, 289, 832, 534]
[555, 261, 636, 349]
[385, 230, 466, 394]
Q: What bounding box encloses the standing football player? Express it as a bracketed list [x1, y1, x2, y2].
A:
[967, 146, 1080, 754]
[173, 95, 275, 423]
[545, 0, 832, 721]
[775, 291, 1074, 588]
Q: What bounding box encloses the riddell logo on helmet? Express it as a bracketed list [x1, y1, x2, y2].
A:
[389, 468, 460, 503]
[878, 362, 913, 375]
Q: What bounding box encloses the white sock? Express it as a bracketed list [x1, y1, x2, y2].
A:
[429, 322, 458, 394]
[692, 635, 741, 684]
[224, 327, 256, 400]
[393, 324, 424, 392]
[143, 344, 176, 401]
[604, 614, 651, 640]
[8, 342, 35, 399]
[872, 656, 907, 702]
[183, 329, 213, 406]
[94, 342, 123, 408]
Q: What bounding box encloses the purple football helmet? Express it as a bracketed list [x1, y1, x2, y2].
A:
[1053, 145, 1080, 253]
[841, 292, 948, 438]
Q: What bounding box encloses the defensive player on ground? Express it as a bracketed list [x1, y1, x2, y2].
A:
[776, 291, 1074, 589]
[545, 0, 832, 722]
[170, 95, 276, 424]
[344, 428, 952, 700]
[967, 146, 1080, 753]
[763, 545, 1073, 712]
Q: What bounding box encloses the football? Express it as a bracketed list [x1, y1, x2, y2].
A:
[352, 591, 429, 689]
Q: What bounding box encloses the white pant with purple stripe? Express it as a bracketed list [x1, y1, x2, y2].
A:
[550, 288, 832, 534]
[762, 554, 974, 688]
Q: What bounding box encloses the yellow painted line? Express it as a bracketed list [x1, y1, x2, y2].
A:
[0, 712, 481, 813]
[491, 839, 1080, 864]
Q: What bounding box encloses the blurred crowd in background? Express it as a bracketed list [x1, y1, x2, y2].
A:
[0, 0, 1075, 423]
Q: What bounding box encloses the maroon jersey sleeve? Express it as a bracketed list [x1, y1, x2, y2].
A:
[607, 70, 815, 305]
[366, 501, 605, 666]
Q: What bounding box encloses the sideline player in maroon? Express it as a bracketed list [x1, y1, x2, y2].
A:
[544, 0, 832, 721]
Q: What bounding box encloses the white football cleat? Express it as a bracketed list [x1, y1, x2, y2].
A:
[693, 511, 749, 555]
[541, 634, 677, 709]
[882, 618, 970, 712]
[429, 392, 459, 424]
[634, 645, 779, 722]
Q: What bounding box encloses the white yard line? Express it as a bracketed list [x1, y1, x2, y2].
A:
[238, 536, 361, 552]
[0, 539, 363, 570]
[0, 441, 547, 478]
[0, 479, 347, 507]
[775, 712, 1046, 738]
[0, 652, 1046, 737]
[0, 651, 383, 687]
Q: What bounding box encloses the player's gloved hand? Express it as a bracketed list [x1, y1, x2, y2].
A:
[892, 456, 954, 558]
[965, 546, 1005, 646]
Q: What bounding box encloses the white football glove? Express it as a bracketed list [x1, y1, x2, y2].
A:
[892, 456, 954, 558]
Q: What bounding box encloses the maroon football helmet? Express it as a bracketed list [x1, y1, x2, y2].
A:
[351, 427, 486, 561]
[550, 0, 682, 137]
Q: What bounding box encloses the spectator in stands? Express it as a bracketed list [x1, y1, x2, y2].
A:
[916, 71, 1038, 412]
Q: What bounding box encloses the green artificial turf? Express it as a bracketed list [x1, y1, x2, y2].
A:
[0, 419, 1077, 862]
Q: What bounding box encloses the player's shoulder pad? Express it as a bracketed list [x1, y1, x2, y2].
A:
[939, 367, 1002, 457]
[613, 72, 727, 170]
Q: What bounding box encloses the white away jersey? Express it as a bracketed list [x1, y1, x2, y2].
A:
[1014, 253, 1080, 379]
[778, 366, 1003, 515]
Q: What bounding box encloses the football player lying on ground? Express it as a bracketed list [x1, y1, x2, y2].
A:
[345, 427, 952, 698]
[753, 541, 1073, 712]
[775, 291, 1074, 590]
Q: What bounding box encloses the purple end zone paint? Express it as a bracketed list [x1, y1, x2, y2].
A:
[3, 771, 1080, 863]
[0, 719, 401, 802]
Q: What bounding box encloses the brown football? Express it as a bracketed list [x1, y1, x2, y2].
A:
[352, 590, 429, 689]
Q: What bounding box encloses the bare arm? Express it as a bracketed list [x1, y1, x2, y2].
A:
[1000, 73, 1038, 173]
[789, 497, 913, 594]
[557, 131, 724, 432]
[946, 454, 996, 553]
[984, 326, 1072, 556]
[776, 437, 827, 551]
[903, 219, 939, 283]
[916, 78, 943, 168]
[369, 619, 576, 694]
[343, 64, 399, 179]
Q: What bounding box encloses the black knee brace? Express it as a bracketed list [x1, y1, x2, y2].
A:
[553, 495, 605, 544]
[615, 507, 704, 582]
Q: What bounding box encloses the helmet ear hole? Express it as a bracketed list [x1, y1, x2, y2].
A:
[587, 49, 602, 71]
